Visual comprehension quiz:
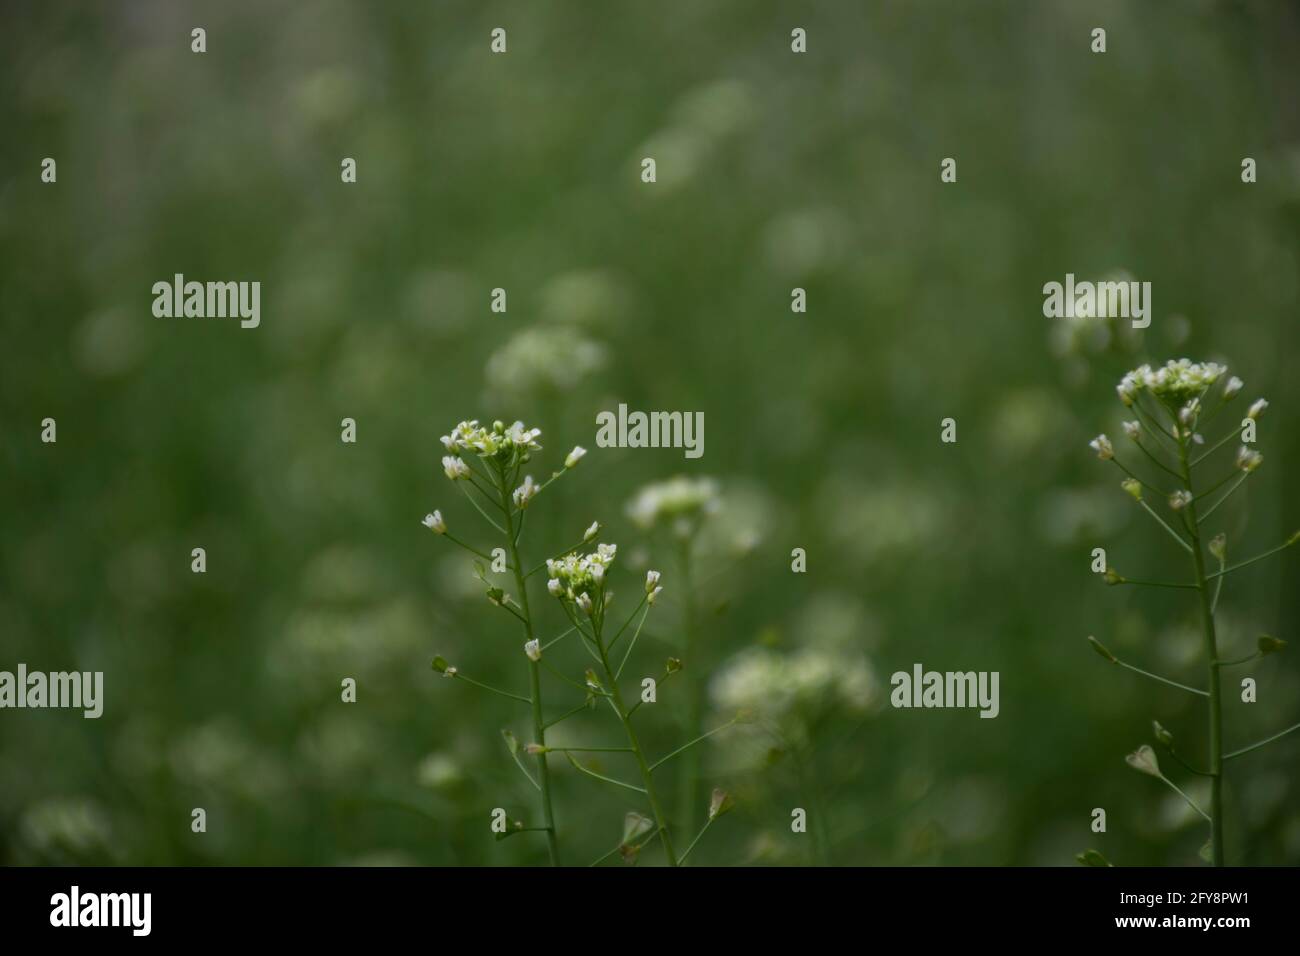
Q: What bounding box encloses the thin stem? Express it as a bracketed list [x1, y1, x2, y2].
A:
[500, 468, 560, 866]
[545, 746, 632, 754]
[1197, 469, 1241, 500]
[506, 747, 541, 791]
[676, 537, 703, 839]
[1210, 553, 1226, 615]
[1224, 721, 1300, 760]
[679, 816, 716, 865]
[649, 719, 738, 771]
[1136, 500, 1194, 554]
[592, 619, 679, 865]
[542, 625, 577, 651]
[542, 700, 591, 731]
[1109, 457, 1171, 499]
[1191, 427, 1240, 468]
[1109, 656, 1208, 697]
[1132, 398, 1179, 447]
[540, 660, 591, 694]
[615, 603, 652, 680]
[1206, 536, 1295, 580]
[563, 752, 645, 794]
[526, 534, 591, 579]
[1157, 773, 1212, 823]
[1165, 747, 1214, 778]
[1218, 652, 1260, 668]
[1132, 439, 1184, 479]
[1198, 473, 1249, 523]
[441, 531, 495, 562]
[451, 672, 531, 704]
[607, 593, 650, 653]
[1115, 577, 1198, 591]
[1177, 430, 1224, 865]
[460, 482, 506, 534]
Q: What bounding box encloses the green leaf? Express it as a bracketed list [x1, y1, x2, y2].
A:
[1076, 849, 1112, 867]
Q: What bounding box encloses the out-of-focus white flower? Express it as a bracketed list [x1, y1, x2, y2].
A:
[1122, 421, 1141, 441]
[1236, 447, 1263, 473]
[442, 455, 471, 480]
[1169, 490, 1193, 512]
[1089, 434, 1114, 461]
[565, 446, 587, 469]
[583, 521, 600, 542]
[627, 475, 720, 531]
[484, 327, 608, 396]
[513, 475, 538, 509]
[1223, 376, 1243, 399]
[645, 570, 661, 593]
[1247, 398, 1268, 420]
[524, 639, 541, 662]
[423, 511, 447, 534]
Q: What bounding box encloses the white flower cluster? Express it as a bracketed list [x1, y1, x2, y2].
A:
[440, 419, 542, 464]
[627, 475, 720, 533]
[1116, 359, 1227, 406]
[546, 543, 618, 602]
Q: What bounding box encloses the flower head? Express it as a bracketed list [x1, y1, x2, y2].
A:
[1235, 446, 1263, 473]
[423, 511, 447, 534]
[627, 475, 720, 531]
[440, 419, 542, 466]
[442, 455, 471, 481]
[1089, 434, 1114, 461]
[1116, 360, 1227, 407]
[547, 543, 618, 603]
[513, 474, 539, 509]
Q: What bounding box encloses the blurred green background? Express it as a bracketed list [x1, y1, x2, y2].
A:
[2, 0, 1298, 866]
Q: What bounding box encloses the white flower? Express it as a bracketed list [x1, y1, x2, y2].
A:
[442, 455, 471, 480]
[440, 419, 542, 463]
[1122, 421, 1141, 441]
[524, 639, 541, 662]
[1125, 745, 1162, 779]
[423, 511, 447, 534]
[647, 586, 663, 605]
[1223, 376, 1243, 399]
[583, 521, 600, 542]
[547, 578, 562, 597]
[565, 446, 587, 469]
[576, 592, 594, 615]
[1169, 489, 1193, 512]
[1116, 360, 1227, 405]
[626, 475, 720, 530]
[591, 563, 605, 584]
[1089, 434, 1114, 461]
[1178, 398, 1199, 426]
[512, 474, 539, 509]
[645, 570, 661, 593]
[1236, 446, 1263, 473]
[1247, 398, 1268, 421]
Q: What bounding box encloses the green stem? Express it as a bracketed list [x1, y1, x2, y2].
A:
[501, 471, 560, 867]
[676, 538, 702, 838]
[1206, 536, 1295, 580]
[1177, 432, 1224, 866]
[1136, 500, 1194, 554]
[593, 619, 679, 865]
[1224, 720, 1300, 760]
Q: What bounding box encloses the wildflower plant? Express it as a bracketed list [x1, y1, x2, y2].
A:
[1085, 360, 1298, 866]
[424, 421, 735, 865]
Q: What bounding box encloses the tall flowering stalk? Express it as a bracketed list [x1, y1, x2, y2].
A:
[1086, 360, 1297, 866]
[425, 422, 736, 865]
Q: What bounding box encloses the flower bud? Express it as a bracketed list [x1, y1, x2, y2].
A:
[645, 570, 661, 593]
[1208, 533, 1226, 562]
[431, 655, 453, 675]
[1103, 567, 1124, 586]
[547, 578, 563, 597]
[1089, 434, 1114, 460]
[512, 475, 538, 509]
[565, 446, 587, 469]
[647, 586, 663, 605]
[442, 456, 471, 480]
[665, 657, 683, 674]
[524, 639, 541, 662]
[1124, 744, 1162, 778]
[708, 788, 735, 821]
[584, 521, 600, 542]
[1223, 376, 1243, 399]
[1235, 446, 1263, 473]
[1122, 420, 1141, 441]
[423, 511, 447, 534]
[584, 669, 604, 693]
[1168, 489, 1193, 512]
[1247, 398, 1268, 420]
[1152, 720, 1173, 747]
[576, 592, 594, 615]
[1258, 635, 1286, 656]
[1087, 636, 1117, 663]
[1121, 478, 1142, 501]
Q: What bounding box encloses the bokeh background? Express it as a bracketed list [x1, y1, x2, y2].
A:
[2, 0, 1298, 866]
